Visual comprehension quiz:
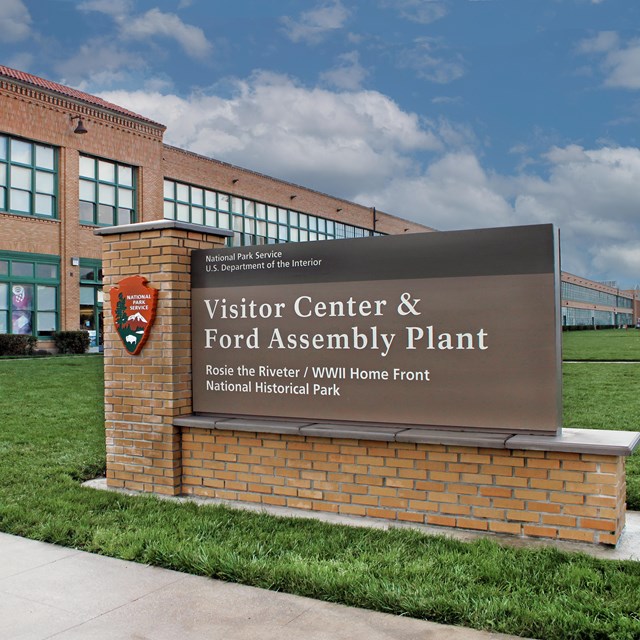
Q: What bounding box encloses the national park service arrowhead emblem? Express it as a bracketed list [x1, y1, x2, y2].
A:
[110, 275, 158, 355]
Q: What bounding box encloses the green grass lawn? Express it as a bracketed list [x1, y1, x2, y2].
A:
[0, 355, 639, 639]
[563, 328, 640, 361]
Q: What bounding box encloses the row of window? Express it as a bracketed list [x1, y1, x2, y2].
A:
[0, 253, 59, 336]
[163, 179, 379, 246]
[1, 133, 379, 248]
[562, 307, 633, 327]
[561, 281, 633, 309]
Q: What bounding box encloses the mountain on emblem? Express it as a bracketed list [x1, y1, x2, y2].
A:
[110, 275, 158, 355]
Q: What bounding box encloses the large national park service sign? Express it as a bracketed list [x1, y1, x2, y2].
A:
[110, 275, 158, 355]
[191, 225, 561, 434]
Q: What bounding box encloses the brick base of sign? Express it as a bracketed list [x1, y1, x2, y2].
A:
[175, 427, 627, 546]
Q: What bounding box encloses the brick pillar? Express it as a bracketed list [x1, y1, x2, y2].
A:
[96, 221, 230, 495]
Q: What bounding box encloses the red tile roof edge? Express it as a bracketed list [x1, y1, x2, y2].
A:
[0, 65, 166, 130]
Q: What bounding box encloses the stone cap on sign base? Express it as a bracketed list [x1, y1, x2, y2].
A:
[175, 414, 639, 455]
[94, 219, 234, 237]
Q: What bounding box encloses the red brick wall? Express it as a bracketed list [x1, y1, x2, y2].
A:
[182, 429, 626, 545]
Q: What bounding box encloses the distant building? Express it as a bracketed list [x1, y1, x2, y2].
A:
[561, 272, 639, 329]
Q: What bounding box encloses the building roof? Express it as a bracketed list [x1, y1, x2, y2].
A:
[0, 65, 165, 129]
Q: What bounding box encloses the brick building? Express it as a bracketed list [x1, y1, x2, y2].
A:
[0, 65, 428, 350]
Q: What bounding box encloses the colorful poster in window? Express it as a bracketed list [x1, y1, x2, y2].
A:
[11, 285, 32, 334]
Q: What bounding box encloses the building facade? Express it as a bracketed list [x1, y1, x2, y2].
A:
[0, 66, 428, 350]
[561, 272, 638, 329]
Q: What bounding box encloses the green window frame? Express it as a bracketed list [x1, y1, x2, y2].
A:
[0, 251, 60, 336]
[163, 178, 378, 248]
[0, 133, 57, 218]
[79, 155, 136, 226]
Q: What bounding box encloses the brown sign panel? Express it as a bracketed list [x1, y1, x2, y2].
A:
[191, 225, 561, 434]
[110, 275, 158, 355]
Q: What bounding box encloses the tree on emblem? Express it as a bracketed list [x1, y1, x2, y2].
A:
[115, 292, 128, 328]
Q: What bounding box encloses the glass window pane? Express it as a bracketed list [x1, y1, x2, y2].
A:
[35, 146, 54, 170]
[256, 203, 266, 219]
[256, 220, 267, 236]
[309, 216, 318, 231]
[98, 160, 115, 182]
[299, 213, 308, 228]
[35, 194, 54, 216]
[278, 225, 288, 240]
[176, 183, 189, 201]
[289, 211, 298, 226]
[318, 218, 326, 233]
[0, 187, 5, 209]
[163, 179, 174, 199]
[205, 210, 216, 226]
[163, 200, 175, 219]
[309, 231, 318, 241]
[118, 165, 133, 186]
[326, 220, 335, 235]
[191, 206, 204, 225]
[12, 283, 33, 308]
[233, 215, 243, 232]
[118, 209, 133, 225]
[12, 262, 33, 277]
[12, 310, 32, 334]
[98, 204, 114, 225]
[268, 222, 278, 238]
[118, 188, 133, 209]
[37, 285, 56, 310]
[218, 212, 230, 229]
[80, 286, 94, 305]
[0, 165, 6, 186]
[36, 171, 54, 194]
[11, 189, 30, 212]
[11, 139, 31, 165]
[267, 206, 277, 222]
[0, 261, 7, 277]
[205, 190, 216, 208]
[231, 197, 243, 214]
[0, 136, 6, 160]
[80, 267, 95, 281]
[80, 180, 95, 201]
[98, 184, 115, 205]
[192, 188, 203, 205]
[245, 200, 255, 217]
[0, 312, 6, 333]
[278, 208, 287, 224]
[290, 227, 299, 242]
[245, 218, 255, 234]
[79, 156, 95, 178]
[218, 194, 229, 211]
[10, 166, 31, 190]
[299, 229, 308, 241]
[177, 203, 190, 221]
[0, 282, 7, 308]
[79, 201, 95, 223]
[37, 312, 56, 333]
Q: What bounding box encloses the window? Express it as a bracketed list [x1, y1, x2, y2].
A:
[79, 155, 136, 226]
[0, 134, 57, 218]
[79, 260, 104, 350]
[163, 178, 379, 248]
[0, 252, 59, 336]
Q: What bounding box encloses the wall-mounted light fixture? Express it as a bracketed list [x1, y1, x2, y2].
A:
[336, 208, 342, 213]
[70, 115, 88, 134]
[290, 195, 297, 200]
[70, 257, 80, 266]
[232, 178, 239, 184]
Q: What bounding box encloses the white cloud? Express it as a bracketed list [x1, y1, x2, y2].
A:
[320, 51, 368, 90]
[0, 0, 31, 43]
[397, 38, 465, 84]
[578, 31, 640, 90]
[379, 0, 448, 25]
[281, 1, 350, 45]
[99, 72, 441, 196]
[121, 8, 212, 60]
[77, 2, 212, 61]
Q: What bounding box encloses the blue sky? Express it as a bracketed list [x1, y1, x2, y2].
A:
[3, 0, 640, 288]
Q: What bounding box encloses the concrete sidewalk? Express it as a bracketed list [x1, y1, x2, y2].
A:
[0, 532, 528, 640]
